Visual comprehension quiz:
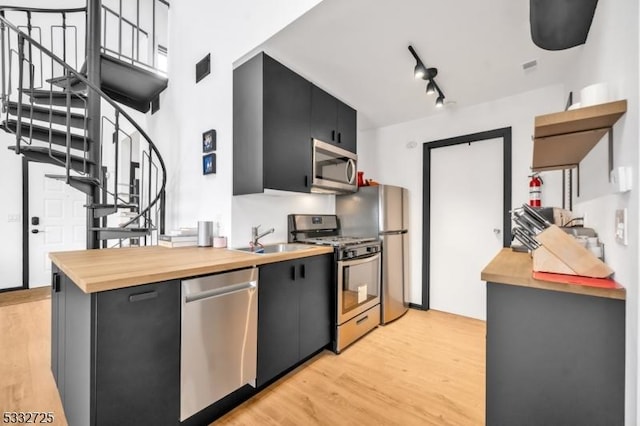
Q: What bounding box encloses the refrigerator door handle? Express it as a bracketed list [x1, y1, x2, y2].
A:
[379, 230, 408, 235]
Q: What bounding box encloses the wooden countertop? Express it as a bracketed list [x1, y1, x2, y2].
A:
[481, 248, 626, 300]
[49, 245, 334, 294]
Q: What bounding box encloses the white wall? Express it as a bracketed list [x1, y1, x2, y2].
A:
[559, 1, 639, 424]
[358, 84, 565, 305]
[146, 0, 322, 242]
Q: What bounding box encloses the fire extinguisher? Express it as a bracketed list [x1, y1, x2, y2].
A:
[529, 173, 543, 207]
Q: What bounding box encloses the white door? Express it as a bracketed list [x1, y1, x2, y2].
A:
[429, 137, 503, 320]
[29, 163, 86, 288]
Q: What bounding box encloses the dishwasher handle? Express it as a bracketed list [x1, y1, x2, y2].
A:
[184, 281, 256, 304]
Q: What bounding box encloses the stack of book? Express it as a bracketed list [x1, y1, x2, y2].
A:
[158, 229, 198, 248]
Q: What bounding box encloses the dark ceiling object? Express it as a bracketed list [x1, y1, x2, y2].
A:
[408, 45, 445, 108]
[530, 0, 599, 51]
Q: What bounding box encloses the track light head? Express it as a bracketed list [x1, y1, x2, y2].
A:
[435, 95, 445, 108]
[414, 63, 427, 79]
[426, 80, 436, 95]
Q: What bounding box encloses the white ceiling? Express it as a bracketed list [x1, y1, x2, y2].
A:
[239, 0, 583, 130]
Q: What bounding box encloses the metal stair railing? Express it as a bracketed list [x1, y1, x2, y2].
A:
[101, 0, 170, 73]
[0, 9, 167, 244]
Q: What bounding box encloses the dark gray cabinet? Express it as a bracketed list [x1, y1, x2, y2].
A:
[51, 269, 180, 426]
[95, 282, 180, 425]
[311, 85, 357, 153]
[257, 254, 332, 386]
[233, 52, 312, 195]
[486, 282, 625, 426]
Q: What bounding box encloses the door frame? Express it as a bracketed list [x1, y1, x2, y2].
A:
[421, 127, 512, 310]
[1, 158, 30, 293]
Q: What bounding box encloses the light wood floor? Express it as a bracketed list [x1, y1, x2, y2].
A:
[0, 290, 485, 426]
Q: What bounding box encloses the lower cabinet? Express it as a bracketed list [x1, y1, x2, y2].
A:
[51, 268, 180, 426]
[95, 281, 180, 425]
[486, 282, 625, 426]
[257, 254, 332, 386]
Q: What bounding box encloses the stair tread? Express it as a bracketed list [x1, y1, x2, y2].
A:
[19, 88, 88, 100]
[2, 120, 89, 141]
[45, 174, 99, 183]
[8, 145, 95, 164]
[86, 203, 138, 208]
[7, 101, 87, 121]
[90, 226, 149, 232]
[19, 88, 88, 108]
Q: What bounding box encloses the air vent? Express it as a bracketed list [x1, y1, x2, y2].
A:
[195, 53, 211, 83]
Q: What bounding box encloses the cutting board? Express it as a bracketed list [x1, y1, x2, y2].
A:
[532, 271, 623, 290]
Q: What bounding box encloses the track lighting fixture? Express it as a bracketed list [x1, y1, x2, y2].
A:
[408, 45, 446, 108]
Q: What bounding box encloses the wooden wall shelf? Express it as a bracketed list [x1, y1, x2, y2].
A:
[531, 99, 627, 172]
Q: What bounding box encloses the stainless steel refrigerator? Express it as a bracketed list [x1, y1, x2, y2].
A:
[336, 184, 409, 324]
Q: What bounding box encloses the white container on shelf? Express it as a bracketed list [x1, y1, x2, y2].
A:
[580, 83, 610, 107]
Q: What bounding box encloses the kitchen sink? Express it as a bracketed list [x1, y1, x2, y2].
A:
[232, 243, 310, 254]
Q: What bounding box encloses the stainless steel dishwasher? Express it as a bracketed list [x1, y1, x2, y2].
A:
[180, 268, 258, 421]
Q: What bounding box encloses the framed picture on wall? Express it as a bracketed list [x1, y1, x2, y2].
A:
[202, 129, 216, 153]
[203, 153, 216, 175]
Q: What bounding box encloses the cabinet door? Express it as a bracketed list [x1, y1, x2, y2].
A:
[257, 260, 299, 386]
[311, 85, 338, 144]
[337, 101, 357, 153]
[95, 281, 180, 426]
[298, 254, 333, 360]
[263, 55, 312, 193]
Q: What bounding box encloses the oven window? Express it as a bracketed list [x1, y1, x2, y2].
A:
[341, 259, 379, 315]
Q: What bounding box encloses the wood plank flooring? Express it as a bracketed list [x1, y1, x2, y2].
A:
[217, 310, 485, 425]
[0, 292, 485, 426]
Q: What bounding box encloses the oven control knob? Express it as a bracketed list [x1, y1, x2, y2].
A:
[367, 246, 376, 253]
[343, 250, 351, 259]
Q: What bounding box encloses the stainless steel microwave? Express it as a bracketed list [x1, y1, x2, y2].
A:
[311, 139, 357, 194]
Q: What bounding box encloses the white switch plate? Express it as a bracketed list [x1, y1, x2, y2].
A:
[610, 166, 633, 193]
[615, 208, 628, 245]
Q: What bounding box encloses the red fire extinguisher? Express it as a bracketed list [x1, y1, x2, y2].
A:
[529, 173, 543, 207]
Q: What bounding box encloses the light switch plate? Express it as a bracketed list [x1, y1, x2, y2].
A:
[615, 208, 628, 245]
[610, 166, 633, 192]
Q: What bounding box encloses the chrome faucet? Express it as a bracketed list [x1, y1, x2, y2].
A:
[251, 225, 275, 247]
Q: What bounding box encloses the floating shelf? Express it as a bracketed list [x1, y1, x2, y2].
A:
[532, 99, 627, 172]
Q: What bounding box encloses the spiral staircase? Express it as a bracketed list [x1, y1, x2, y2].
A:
[0, 2, 169, 249]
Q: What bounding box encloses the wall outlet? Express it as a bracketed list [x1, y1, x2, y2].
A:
[7, 214, 20, 222]
[615, 208, 628, 245]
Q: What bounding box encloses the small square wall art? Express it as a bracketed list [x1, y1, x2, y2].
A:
[203, 153, 216, 175]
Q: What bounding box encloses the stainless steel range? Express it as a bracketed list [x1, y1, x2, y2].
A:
[288, 214, 381, 353]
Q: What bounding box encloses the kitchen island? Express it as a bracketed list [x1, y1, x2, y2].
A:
[482, 248, 625, 426]
[49, 244, 334, 426]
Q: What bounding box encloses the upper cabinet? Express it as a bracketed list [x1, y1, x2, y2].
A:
[532, 100, 627, 172]
[233, 53, 312, 195]
[311, 86, 357, 153]
[233, 52, 357, 195]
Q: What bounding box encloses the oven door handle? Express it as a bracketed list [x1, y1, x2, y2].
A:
[338, 252, 380, 267]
